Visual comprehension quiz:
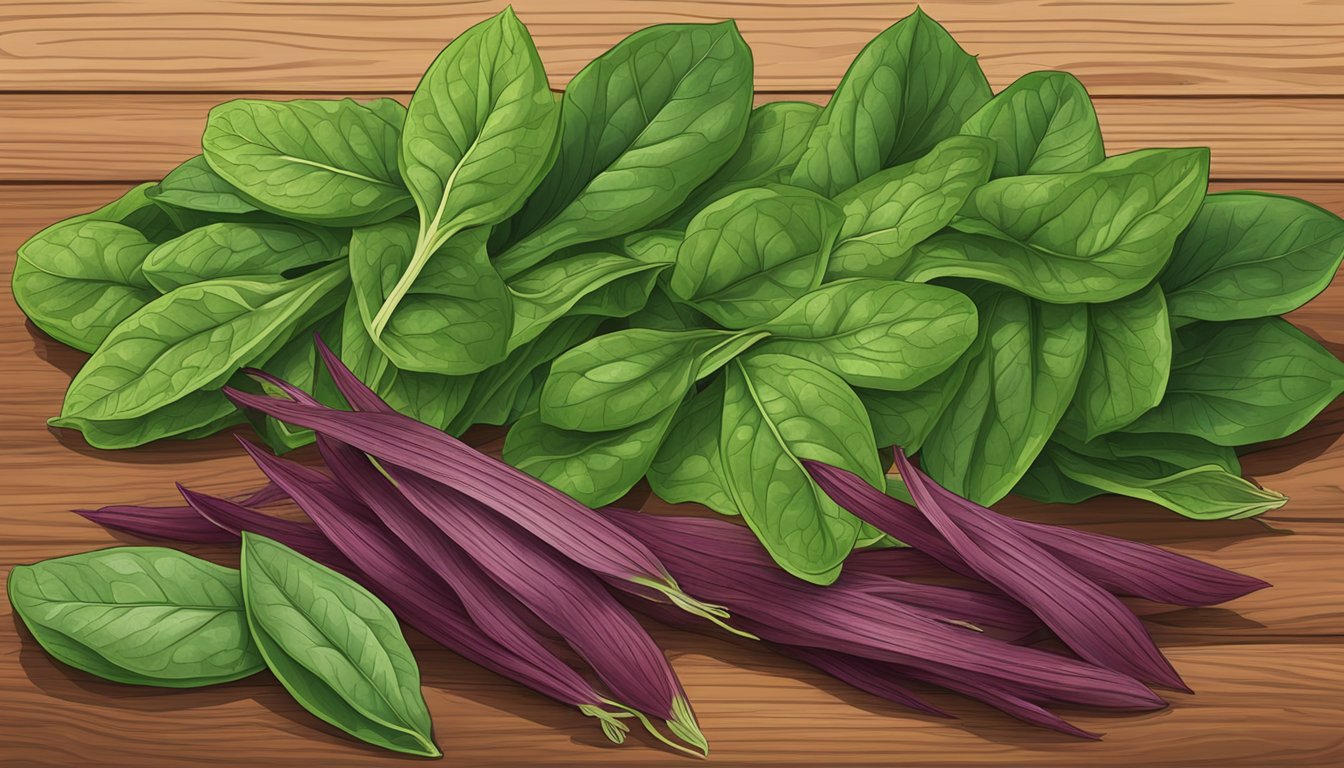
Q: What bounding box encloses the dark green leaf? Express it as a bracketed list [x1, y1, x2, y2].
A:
[648, 376, 739, 516]
[142, 222, 343, 292]
[858, 348, 974, 453]
[959, 71, 1103, 178]
[506, 252, 665, 351]
[622, 287, 714, 332]
[148, 155, 260, 214]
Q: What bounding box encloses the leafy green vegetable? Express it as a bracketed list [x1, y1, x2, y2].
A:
[790, 9, 991, 196]
[245, 311, 344, 451]
[759, 279, 978, 390]
[960, 71, 1104, 177]
[142, 222, 342, 292]
[202, 97, 411, 226]
[827, 134, 995, 280]
[647, 377, 739, 516]
[1059, 283, 1172, 440]
[12, 220, 159, 353]
[858, 350, 975, 453]
[902, 148, 1210, 303]
[240, 533, 440, 757]
[720, 353, 884, 583]
[1126, 317, 1344, 446]
[76, 182, 186, 242]
[919, 285, 1089, 504]
[671, 185, 842, 328]
[8, 547, 262, 687]
[374, 7, 558, 338]
[542, 327, 768, 432]
[350, 219, 509, 375]
[1161, 192, 1344, 322]
[496, 21, 754, 276]
[506, 251, 665, 351]
[148, 155, 260, 214]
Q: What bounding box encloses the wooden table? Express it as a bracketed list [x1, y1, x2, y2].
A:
[2, 2, 1342, 765]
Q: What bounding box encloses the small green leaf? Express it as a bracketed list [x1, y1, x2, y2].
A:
[671, 185, 842, 328]
[142, 222, 342, 292]
[959, 71, 1104, 177]
[858, 349, 975, 453]
[506, 252, 666, 351]
[648, 376, 739, 517]
[9, 547, 262, 687]
[148, 155, 260, 214]
[241, 533, 439, 758]
[759, 279, 978, 391]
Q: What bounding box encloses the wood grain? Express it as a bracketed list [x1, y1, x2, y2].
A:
[1, 1, 1342, 96]
[2, 93, 1342, 183]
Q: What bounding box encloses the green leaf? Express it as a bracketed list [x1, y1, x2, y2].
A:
[858, 348, 975, 453]
[902, 148, 1211, 303]
[1014, 450, 1107, 505]
[246, 311, 344, 452]
[497, 21, 754, 276]
[615, 230, 684, 267]
[148, 155, 259, 214]
[671, 185, 842, 328]
[1059, 283, 1173, 440]
[202, 97, 411, 226]
[350, 219, 510, 375]
[12, 220, 158, 353]
[142, 222, 343, 292]
[959, 71, 1104, 178]
[648, 377, 739, 516]
[1161, 192, 1344, 322]
[504, 400, 681, 507]
[790, 9, 991, 197]
[8, 547, 262, 687]
[721, 353, 884, 584]
[240, 533, 439, 758]
[827, 134, 995, 280]
[622, 287, 714, 332]
[759, 278, 978, 390]
[52, 389, 242, 450]
[919, 285, 1089, 504]
[56, 262, 348, 427]
[507, 252, 666, 351]
[660, 101, 822, 229]
[376, 8, 558, 338]
[78, 182, 186, 243]
[1126, 317, 1344, 446]
[542, 327, 768, 432]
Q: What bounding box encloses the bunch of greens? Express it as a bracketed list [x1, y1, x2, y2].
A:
[13, 8, 1344, 583]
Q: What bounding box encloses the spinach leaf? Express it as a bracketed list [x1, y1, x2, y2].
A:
[671, 185, 842, 328]
[1014, 450, 1107, 505]
[245, 311, 344, 452]
[960, 71, 1104, 178]
[148, 155, 260, 214]
[496, 21, 753, 276]
[622, 286, 714, 332]
[1059, 283, 1172, 440]
[919, 285, 1088, 504]
[375, 8, 558, 339]
[790, 9, 991, 197]
[721, 353, 884, 584]
[615, 230, 684, 266]
[759, 278, 978, 390]
[13, 220, 159, 353]
[142, 222, 343, 292]
[504, 400, 681, 507]
[202, 97, 411, 226]
[542, 327, 768, 432]
[1161, 192, 1344, 322]
[827, 134, 995, 280]
[350, 219, 509, 375]
[1126, 317, 1344, 445]
[56, 262, 348, 426]
[902, 148, 1210, 303]
[9, 547, 262, 687]
[648, 376, 739, 516]
[52, 388, 243, 449]
[659, 101, 823, 229]
[506, 251, 666, 351]
[240, 533, 439, 758]
[858, 348, 975, 453]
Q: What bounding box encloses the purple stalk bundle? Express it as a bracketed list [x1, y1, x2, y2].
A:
[75, 483, 286, 543]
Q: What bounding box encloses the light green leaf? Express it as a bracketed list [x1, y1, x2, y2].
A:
[759, 279, 978, 390]
[648, 377, 739, 516]
[827, 134, 995, 280]
[671, 185, 842, 328]
[959, 71, 1104, 177]
[148, 155, 259, 214]
[8, 547, 262, 687]
[507, 252, 665, 351]
[202, 98, 411, 226]
[142, 222, 343, 292]
[241, 533, 439, 758]
[497, 21, 754, 276]
[902, 148, 1211, 303]
[1161, 192, 1344, 322]
[790, 9, 991, 196]
[1126, 317, 1344, 445]
[721, 353, 884, 584]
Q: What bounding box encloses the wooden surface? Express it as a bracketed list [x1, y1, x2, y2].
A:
[1, 1, 1342, 766]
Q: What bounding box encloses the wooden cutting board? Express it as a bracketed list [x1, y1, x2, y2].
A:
[1, 2, 1341, 765]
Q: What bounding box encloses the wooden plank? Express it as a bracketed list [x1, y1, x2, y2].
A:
[1, 1, 1342, 96]
[1, 93, 1342, 183]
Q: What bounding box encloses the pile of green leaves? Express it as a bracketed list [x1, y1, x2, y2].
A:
[13, 8, 1344, 582]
